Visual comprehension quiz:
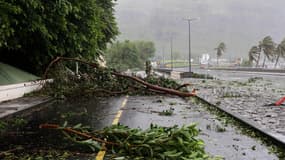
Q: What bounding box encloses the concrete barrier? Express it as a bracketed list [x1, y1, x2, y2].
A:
[0, 80, 51, 103]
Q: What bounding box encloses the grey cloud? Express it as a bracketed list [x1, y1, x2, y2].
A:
[115, 0, 285, 58]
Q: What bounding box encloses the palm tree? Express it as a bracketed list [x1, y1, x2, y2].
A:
[215, 42, 226, 66]
[259, 36, 275, 68]
[275, 38, 285, 68]
[248, 46, 260, 66]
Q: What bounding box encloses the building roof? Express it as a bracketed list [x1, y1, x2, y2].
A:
[0, 62, 39, 85]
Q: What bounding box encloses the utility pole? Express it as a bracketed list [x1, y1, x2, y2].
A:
[162, 47, 165, 67]
[171, 36, 173, 70]
[183, 17, 199, 77]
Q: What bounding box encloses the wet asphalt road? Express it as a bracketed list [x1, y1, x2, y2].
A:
[158, 66, 285, 90]
[174, 67, 285, 89]
[118, 96, 278, 160]
[3, 95, 280, 159]
[31, 95, 279, 159]
[41, 95, 276, 159]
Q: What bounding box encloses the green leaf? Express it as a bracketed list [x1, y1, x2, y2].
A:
[73, 123, 82, 129]
[114, 157, 126, 160]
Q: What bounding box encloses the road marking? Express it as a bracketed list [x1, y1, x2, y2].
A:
[96, 96, 129, 160]
[112, 110, 123, 125]
[96, 150, 106, 160]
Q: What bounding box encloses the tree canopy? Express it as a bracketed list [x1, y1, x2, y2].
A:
[0, 0, 118, 75]
[106, 40, 155, 71]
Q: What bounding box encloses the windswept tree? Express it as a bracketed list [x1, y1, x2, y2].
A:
[215, 42, 226, 66]
[275, 38, 285, 68]
[106, 40, 156, 71]
[248, 46, 260, 67]
[259, 36, 275, 68]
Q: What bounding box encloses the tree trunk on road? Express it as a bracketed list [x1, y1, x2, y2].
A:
[262, 56, 267, 68]
[256, 53, 261, 68]
[274, 54, 280, 68]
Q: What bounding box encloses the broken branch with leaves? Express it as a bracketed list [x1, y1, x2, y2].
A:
[43, 57, 196, 98]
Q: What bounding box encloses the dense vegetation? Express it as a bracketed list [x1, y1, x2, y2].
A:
[106, 40, 155, 71]
[0, 0, 118, 75]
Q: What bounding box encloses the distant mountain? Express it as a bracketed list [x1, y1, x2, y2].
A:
[115, 0, 285, 59]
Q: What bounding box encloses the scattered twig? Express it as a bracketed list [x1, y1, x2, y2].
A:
[39, 124, 119, 146]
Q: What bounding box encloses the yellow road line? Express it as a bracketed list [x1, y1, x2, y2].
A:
[96, 96, 129, 160]
[112, 110, 123, 125]
[96, 150, 106, 160]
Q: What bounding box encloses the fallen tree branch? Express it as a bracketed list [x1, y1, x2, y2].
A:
[112, 73, 196, 97]
[43, 57, 99, 79]
[43, 57, 196, 98]
[39, 124, 119, 146]
[176, 83, 191, 90]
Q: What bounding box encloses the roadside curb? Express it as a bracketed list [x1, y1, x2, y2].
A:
[210, 68, 285, 76]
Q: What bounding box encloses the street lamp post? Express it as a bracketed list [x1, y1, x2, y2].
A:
[162, 47, 165, 67]
[183, 18, 199, 77]
[170, 36, 173, 70]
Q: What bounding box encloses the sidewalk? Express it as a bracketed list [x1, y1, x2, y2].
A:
[0, 96, 52, 120]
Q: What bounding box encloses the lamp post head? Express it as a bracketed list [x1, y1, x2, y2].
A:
[183, 17, 200, 22]
[195, 17, 200, 21]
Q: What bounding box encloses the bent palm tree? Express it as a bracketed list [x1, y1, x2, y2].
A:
[259, 36, 275, 68]
[215, 42, 226, 66]
[275, 38, 285, 68]
[248, 46, 260, 66]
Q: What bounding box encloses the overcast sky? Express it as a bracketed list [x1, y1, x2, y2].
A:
[114, 0, 285, 59]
